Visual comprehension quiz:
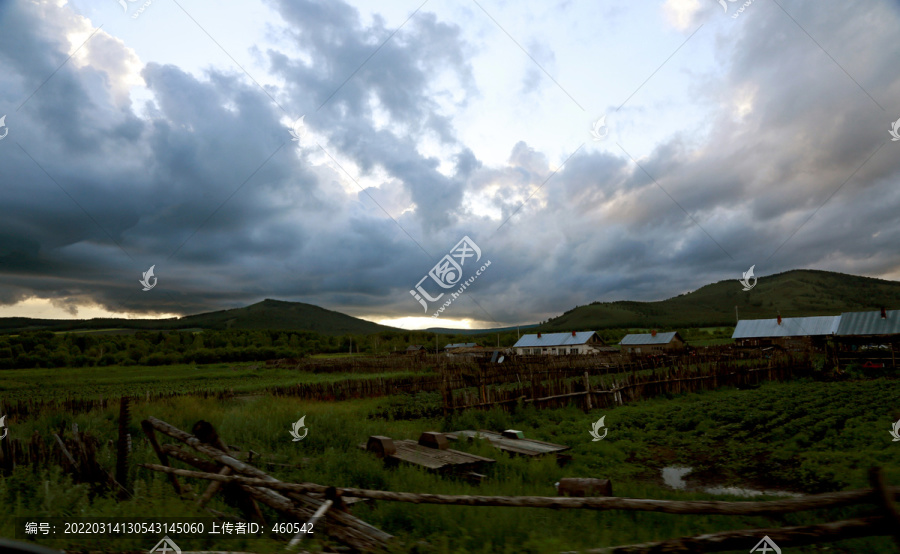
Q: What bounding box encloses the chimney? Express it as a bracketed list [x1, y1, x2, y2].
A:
[881, 307, 887, 319]
[777, 315, 782, 325]
[572, 331, 576, 337]
[651, 329, 657, 337]
[537, 332, 542, 339]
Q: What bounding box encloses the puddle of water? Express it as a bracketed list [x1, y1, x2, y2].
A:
[661, 466, 802, 498]
[661, 466, 692, 490]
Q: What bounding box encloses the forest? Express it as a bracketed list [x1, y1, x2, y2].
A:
[0, 327, 733, 370]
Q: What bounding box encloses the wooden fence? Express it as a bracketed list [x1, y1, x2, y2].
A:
[1, 349, 787, 421]
[142, 459, 900, 553]
[444, 355, 810, 413]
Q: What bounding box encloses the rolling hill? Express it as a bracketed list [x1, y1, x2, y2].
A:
[536, 269, 900, 331]
[176, 299, 394, 335]
[1, 270, 898, 336]
[0, 299, 396, 336]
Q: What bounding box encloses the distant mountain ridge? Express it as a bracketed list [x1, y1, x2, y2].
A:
[537, 269, 900, 331]
[0, 299, 396, 336]
[0, 270, 897, 335]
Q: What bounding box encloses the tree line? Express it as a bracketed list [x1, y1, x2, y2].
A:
[0, 328, 513, 369]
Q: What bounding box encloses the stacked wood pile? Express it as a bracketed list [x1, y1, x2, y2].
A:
[140, 416, 392, 552]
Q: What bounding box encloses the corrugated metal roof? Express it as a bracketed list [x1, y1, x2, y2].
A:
[731, 316, 840, 339]
[619, 332, 679, 345]
[513, 331, 600, 348]
[444, 343, 478, 349]
[836, 310, 900, 336]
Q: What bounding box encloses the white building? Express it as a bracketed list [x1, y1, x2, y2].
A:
[512, 331, 604, 355]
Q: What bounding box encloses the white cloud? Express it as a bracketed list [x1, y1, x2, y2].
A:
[663, 0, 704, 31]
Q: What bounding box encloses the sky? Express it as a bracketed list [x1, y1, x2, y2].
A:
[0, 0, 899, 330]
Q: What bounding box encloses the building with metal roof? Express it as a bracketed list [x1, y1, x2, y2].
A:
[444, 342, 479, 349]
[731, 316, 840, 349]
[732, 316, 841, 338]
[835, 309, 900, 337]
[833, 309, 900, 368]
[512, 331, 604, 355]
[618, 331, 684, 354]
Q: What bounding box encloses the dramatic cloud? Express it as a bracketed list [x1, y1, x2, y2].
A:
[0, 0, 898, 328]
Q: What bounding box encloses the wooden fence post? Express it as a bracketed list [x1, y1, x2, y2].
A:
[583, 372, 592, 411]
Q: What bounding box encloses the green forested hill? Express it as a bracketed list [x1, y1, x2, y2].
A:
[2, 270, 898, 336]
[175, 299, 394, 334]
[538, 269, 900, 331]
[0, 299, 396, 336]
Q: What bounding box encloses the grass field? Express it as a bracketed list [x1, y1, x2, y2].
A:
[0, 362, 425, 403]
[2, 363, 899, 553]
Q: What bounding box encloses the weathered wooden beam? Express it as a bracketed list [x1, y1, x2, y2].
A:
[52, 434, 78, 469]
[161, 444, 220, 473]
[143, 417, 391, 552]
[139, 464, 900, 515]
[577, 516, 888, 553]
[198, 466, 232, 508]
[287, 499, 332, 550]
[868, 467, 900, 548]
[140, 420, 182, 495]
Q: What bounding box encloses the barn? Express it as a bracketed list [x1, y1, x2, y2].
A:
[512, 331, 604, 356]
[618, 331, 684, 354]
[444, 342, 479, 351]
[834, 308, 900, 367]
[731, 315, 840, 351]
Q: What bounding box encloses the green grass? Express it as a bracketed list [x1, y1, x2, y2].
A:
[0, 362, 425, 403]
[3, 377, 899, 552]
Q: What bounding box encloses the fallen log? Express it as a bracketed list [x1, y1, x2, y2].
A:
[577, 516, 889, 553]
[139, 464, 900, 515]
[143, 417, 391, 552]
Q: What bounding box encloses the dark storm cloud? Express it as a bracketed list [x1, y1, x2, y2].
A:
[0, 0, 899, 327]
[447, 1, 900, 324]
[0, 0, 480, 318]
